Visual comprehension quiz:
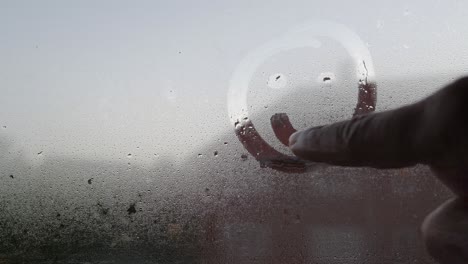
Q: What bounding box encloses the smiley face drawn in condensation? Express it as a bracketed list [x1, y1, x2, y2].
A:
[227, 20, 377, 173]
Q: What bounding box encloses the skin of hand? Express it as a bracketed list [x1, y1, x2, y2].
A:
[289, 77, 468, 264]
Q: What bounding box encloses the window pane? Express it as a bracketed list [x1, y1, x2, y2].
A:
[0, 1, 463, 263]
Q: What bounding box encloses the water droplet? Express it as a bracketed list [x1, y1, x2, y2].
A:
[294, 214, 301, 224]
[317, 72, 335, 84]
[198, 154, 203, 158]
[214, 151, 218, 157]
[241, 154, 248, 161]
[264, 105, 268, 109]
[267, 73, 287, 89]
[223, 142, 228, 145]
[127, 203, 137, 215]
[377, 20, 384, 29]
[88, 178, 93, 184]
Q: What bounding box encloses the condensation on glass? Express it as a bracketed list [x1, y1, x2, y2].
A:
[1, 1, 466, 263]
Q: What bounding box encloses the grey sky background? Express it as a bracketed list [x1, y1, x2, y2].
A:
[1, 0, 468, 166]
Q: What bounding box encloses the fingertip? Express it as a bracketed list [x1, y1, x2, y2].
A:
[288, 131, 302, 158]
[288, 125, 348, 163]
[289, 127, 321, 157]
[288, 131, 300, 147]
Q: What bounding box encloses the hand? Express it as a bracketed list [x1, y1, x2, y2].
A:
[288, 77, 468, 264]
[289, 77, 468, 195]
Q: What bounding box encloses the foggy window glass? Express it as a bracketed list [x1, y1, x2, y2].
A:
[1, 1, 466, 263]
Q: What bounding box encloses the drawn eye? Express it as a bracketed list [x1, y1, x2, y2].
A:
[317, 72, 336, 84]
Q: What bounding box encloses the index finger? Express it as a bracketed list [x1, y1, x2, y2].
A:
[289, 101, 426, 168]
